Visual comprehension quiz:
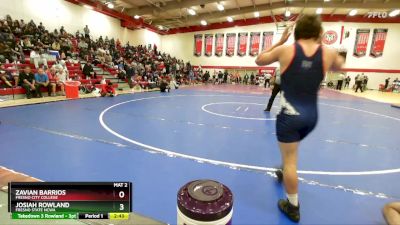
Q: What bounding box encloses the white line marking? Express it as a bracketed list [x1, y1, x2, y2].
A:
[320, 103, 400, 122]
[202, 102, 276, 121]
[235, 106, 241, 111]
[244, 107, 249, 112]
[99, 95, 400, 176]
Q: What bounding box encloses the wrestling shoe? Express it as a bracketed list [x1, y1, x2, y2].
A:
[275, 168, 283, 183]
[278, 199, 300, 222]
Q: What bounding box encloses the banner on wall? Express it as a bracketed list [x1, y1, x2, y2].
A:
[193, 34, 203, 56]
[258, 68, 276, 75]
[249, 32, 261, 56]
[370, 28, 388, 58]
[261, 32, 274, 51]
[237, 32, 248, 56]
[204, 34, 213, 57]
[353, 29, 370, 57]
[215, 33, 224, 57]
[225, 33, 236, 57]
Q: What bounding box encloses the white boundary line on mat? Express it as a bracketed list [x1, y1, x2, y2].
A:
[99, 95, 400, 176]
[201, 102, 276, 121]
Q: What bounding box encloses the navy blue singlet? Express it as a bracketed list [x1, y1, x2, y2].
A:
[276, 42, 324, 143]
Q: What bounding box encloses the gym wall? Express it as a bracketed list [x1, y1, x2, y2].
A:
[161, 21, 400, 89]
[0, 0, 162, 49]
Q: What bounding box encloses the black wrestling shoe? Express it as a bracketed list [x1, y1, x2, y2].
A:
[264, 108, 271, 112]
[278, 199, 300, 222]
[275, 168, 283, 183]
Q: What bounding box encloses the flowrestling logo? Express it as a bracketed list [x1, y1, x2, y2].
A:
[366, 12, 388, 18]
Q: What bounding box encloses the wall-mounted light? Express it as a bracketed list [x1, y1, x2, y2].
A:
[389, 9, 400, 17]
[217, 3, 224, 11]
[200, 20, 207, 26]
[107, 3, 114, 9]
[285, 9, 291, 17]
[134, 15, 140, 19]
[254, 12, 260, 17]
[188, 8, 196, 16]
[316, 8, 323, 14]
[227, 16, 233, 22]
[349, 9, 358, 16]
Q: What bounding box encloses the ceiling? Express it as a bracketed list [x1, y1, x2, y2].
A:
[95, 0, 399, 30]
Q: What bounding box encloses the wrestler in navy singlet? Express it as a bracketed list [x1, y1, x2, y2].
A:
[276, 42, 324, 143]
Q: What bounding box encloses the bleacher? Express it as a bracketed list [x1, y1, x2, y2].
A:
[0, 57, 120, 98]
[1, 14, 190, 101]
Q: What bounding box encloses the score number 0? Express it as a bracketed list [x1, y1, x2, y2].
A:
[119, 191, 125, 211]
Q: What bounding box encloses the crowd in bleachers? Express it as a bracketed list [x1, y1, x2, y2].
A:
[0, 14, 199, 99]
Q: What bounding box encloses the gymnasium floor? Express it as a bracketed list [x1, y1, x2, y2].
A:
[0, 84, 399, 224]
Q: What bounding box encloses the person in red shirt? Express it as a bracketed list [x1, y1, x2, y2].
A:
[46, 67, 57, 96]
[101, 82, 115, 97]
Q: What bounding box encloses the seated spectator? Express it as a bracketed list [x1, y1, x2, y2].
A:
[59, 60, 69, 75]
[383, 202, 400, 225]
[101, 82, 115, 97]
[55, 66, 67, 95]
[60, 51, 66, 60]
[30, 48, 48, 69]
[0, 64, 14, 87]
[14, 21, 23, 33]
[96, 47, 106, 63]
[40, 33, 52, 48]
[19, 66, 39, 99]
[117, 69, 126, 80]
[66, 56, 79, 65]
[159, 79, 170, 92]
[0, 41, 12, 63]
[60, 38, 71, 55]
[116, 39, 121, 48]
[11, 44, 24, 62]
[82, 61, 94, 79]
[59, 26, 65, 34]
[0, 65, 19, 88]
[38, 22, 45, 32]
[21, 36, 33, 49]
[52, 29, 59, 39]
[34, 67, 50, 97]
[51, 40, 61, 51]
[75, 30, 80, 39]
[170, 78, 179, 90]
[105, 53, 113, 67]
[19, 19, 25, 28]
[46, 67, 59, 96]
[78, 39, 88, 59]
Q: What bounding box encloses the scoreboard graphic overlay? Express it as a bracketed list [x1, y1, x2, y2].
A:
[8, 182, 132, 220]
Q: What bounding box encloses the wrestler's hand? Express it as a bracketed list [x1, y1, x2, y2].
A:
[279, 25, 293, 45]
